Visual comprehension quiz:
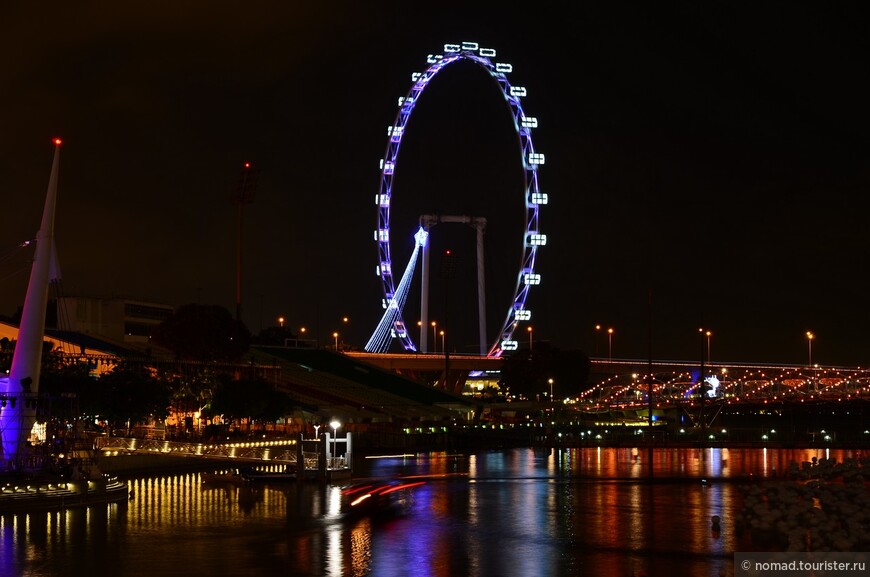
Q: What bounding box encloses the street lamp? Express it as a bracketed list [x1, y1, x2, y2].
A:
[431, 321, 437, 353]
[594, 324, 601, 356]
[528, 326, 533, 351]
[333, 331, 339, 350]
[440, 330, 445, 353]
[548, 378, 554, 402]
[278, 316, 285, 328]
[329, 420, 341, 465]
[607, 328, 614, 363]
[340, 317, 350, 348]
[706, 330, 712, 366]
[806, 331, 814, 368]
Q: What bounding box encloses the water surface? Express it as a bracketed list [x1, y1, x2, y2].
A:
[0, 446, 860, 577]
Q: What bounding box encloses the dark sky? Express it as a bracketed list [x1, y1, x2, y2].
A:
[1, 2, 868, 366]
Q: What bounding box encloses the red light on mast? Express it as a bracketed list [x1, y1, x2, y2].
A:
[53, 138, 62, 146]
[244, 162, 251, 169]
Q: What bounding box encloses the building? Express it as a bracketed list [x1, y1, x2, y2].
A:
[56, 297, 174, 345]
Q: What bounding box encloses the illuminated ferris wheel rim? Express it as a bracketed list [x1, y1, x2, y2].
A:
[373, 41, 548, 357]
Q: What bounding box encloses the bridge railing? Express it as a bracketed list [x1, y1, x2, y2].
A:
[96, 437, 300, 464]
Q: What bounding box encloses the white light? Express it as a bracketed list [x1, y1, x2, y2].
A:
[414, 226, 429, 247]
[530, 192, 549, 205]
[514, 309, 531, 321]
[398, 96, 415, 109]
[377, 229, 389, 242]
[521, 116, 538, 128]
[528, 233, 547, 246]
[495, 62, 513, 73]
[705, 375, 720, 398]
[528, 153, 545, 165]
[387, 126, 404, 141]
[411, 72, 422, 82]
[510, 86, 527, 97]
[479, 48, 496, 57]
[444, 44, 461, 53]
[524, 273, 541, 285]
[376, 193, 389, 207]
[381, 160, 395, 174]
[426, 54, 443, 64]
[501, 340, 518, 351]
[461, 41, 479, 51]
[413, 73, 432, 87]
[379, 262, 391, 275]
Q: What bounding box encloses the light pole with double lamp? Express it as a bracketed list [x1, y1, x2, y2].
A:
[330, 420, 341, 466]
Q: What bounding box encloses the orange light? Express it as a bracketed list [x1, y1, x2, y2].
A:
[53, 138, 62, 146]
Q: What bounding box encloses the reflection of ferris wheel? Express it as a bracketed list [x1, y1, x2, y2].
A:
[365, 41, 548, 358]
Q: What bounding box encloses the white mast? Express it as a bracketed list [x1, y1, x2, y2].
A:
[0, 138, 62, 465]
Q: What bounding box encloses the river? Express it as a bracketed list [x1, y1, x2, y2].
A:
[0, 446, 863, 577]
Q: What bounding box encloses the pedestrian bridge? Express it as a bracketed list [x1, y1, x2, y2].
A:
[94, 436, 352, 477]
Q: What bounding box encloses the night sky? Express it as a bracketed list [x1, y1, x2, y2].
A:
[1, 3, 868, 366]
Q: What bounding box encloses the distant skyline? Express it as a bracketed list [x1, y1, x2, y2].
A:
[1, 3, 868, 366]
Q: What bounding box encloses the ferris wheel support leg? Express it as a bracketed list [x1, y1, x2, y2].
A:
[420, 236, 430, 353]
[476, 221, 487, 355]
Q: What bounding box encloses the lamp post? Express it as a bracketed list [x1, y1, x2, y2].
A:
[608, 328, 614, 363]
[333, 332, 339, 351]
[329, 419, 340, 466]
[594, 324, 601, 356]
[528, 326, 533, 351]
[806, 331, 814, 368]
[698, 327, 706, 442]
[430, 321, 437, 353]
[548, 378, 554, 402]
[341, 316, 349, 348]
[278, 316, 284, 328]
[706, 330, 712, 367]
[417, 320, 424, 351]
[440, 330, 445, 353]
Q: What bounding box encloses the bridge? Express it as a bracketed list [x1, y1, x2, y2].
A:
[576, 358, 870, 422]
[346, 351, 870, 407]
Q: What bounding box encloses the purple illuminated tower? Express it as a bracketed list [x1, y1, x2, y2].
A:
[0, 138, 62, 466]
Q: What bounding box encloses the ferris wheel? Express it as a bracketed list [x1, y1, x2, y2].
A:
[365, 41, 548, 357]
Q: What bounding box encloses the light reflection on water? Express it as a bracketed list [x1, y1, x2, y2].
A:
[0, 446, 862, 577]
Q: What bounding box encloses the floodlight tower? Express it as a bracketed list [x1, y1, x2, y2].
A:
[231, 162, 259, 322]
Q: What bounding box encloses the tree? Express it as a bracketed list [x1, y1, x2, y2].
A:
[95, 362, 171, 435]
[37, 346, 96, 423]
[152, 303, 251, 361]
[255, 325, 298, 347]
[203, 374, 296, 431]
